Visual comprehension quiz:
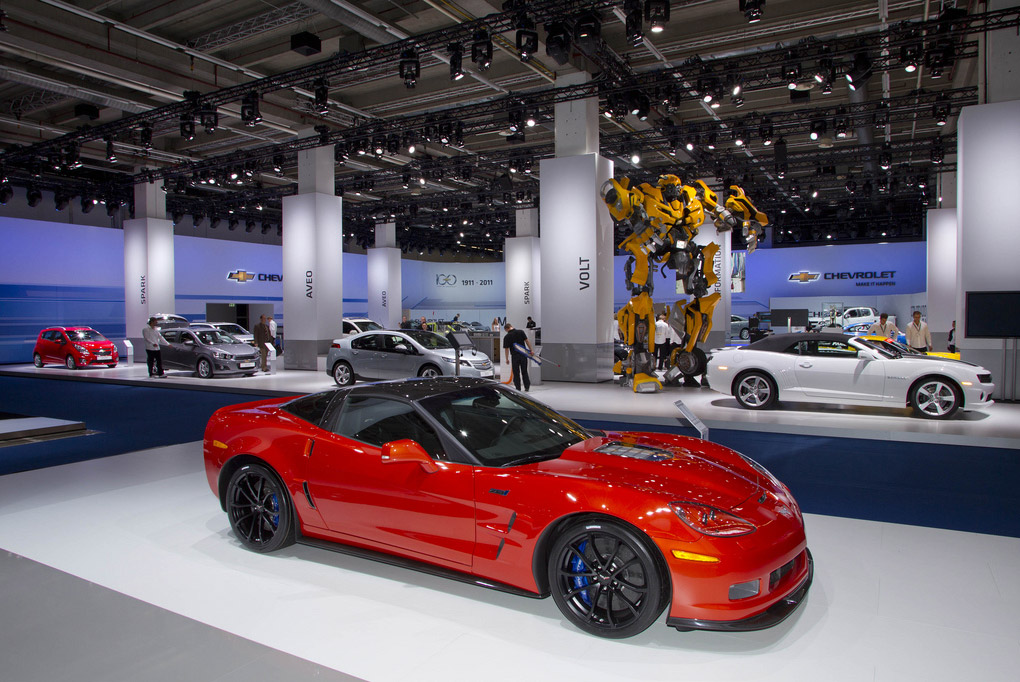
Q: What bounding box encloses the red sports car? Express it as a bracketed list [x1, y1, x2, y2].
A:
[33, 326, 119, 369]
[203, 378, 811, 638]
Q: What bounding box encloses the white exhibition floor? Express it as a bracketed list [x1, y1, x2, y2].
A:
[0, 441, 1017, 682]
[5, 359, 1020, 449]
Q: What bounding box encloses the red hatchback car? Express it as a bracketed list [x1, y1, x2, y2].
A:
[33, 326, 119, 369]
[204, 377, 811, 638]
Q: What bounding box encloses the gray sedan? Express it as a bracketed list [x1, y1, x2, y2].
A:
[327, 329, 495, 386]
[160, 328, 260, 378]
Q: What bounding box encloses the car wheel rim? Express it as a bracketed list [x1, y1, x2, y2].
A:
[228, 471, 281, 547]
[917, 381, 955, 416]
[738, 376, 770, 406]
[198, 361, 211, 378]
[334, 365, 351, 384]
[66, 356, 75, 369]
[554, 531, 650, 633]
[33, 355, 42, 367]
[422, 368, 439, 378]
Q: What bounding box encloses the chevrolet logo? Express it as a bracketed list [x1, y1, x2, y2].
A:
[228, 270, 257, 283]
[789, 271, 820, 283]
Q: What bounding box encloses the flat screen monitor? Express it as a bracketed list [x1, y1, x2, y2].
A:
[769, 308, 809, 328]
[446, 331, 474, 349]
[965, 291, 1020, 338]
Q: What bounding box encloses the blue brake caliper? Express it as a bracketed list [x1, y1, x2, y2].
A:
[570, 541, 592, 606]
[268, 492, 280, 528]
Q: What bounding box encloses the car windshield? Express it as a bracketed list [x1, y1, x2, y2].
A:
[855, 338, 900, 359]
[354, 320, 382, 331]
[195, 330, 239, 345]
[216, 324, 249, 335]
[67, 329, 107, 341]
[419, 385, 591, 467]
[403, 330, 452, 349]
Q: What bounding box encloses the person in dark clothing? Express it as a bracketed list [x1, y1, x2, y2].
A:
[526, 316, 536, 329]
[253, 314, 272, 371]
[503, 323, 533, 392]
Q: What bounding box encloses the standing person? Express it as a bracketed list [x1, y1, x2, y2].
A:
[452, 313, 460, 323]
[503, 323, 533, 392]
[142, 317, 169, 378]
[418, 316, 429, 331]
[905, 311, 933, 352]
[654, 313, 669, 370]
[400, 315, 412, 329]
[491, 317, 501, 331]
[267, 314, 279, 353]
[253, 314, 272, 371]
[526, 316, 536, 329]
[866, 313, 900, 338]
[948, 320, 957, 353]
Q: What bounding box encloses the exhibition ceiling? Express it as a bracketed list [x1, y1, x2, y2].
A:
[0, 0, 1015, 256]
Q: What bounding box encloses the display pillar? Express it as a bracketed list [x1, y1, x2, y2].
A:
[368, 223, 401, 329]
[957, 100, 1020, 398]
[926, 208, 957, 352]
[539, 154, 614, 382]
[123, 179, 174, 348]
[281, 139, 342, 369]
[505, 208, 540, 332]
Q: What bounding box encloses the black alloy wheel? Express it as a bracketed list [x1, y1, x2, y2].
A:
[225, 463, 295, 553]
[548, 519, 668, 638]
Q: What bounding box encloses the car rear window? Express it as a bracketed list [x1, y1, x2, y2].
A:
[280, 391, 337, 426]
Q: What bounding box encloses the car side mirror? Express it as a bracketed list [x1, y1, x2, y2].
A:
[381, 439, 439, 473]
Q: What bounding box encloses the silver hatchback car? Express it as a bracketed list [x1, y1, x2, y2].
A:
[327, 329, 495, 386]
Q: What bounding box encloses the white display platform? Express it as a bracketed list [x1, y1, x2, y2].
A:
[0, 442, 1016, 682]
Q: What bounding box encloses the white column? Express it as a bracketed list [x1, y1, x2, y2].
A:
[282, 140, 343, 369]
[539, 153, 614, 382]
[926, 208, 957, 351]
[124, 180, 173, 347]
[957, 100, 1020, 397]
[506, 208, 540, 331]
[368, 224, 401, 328]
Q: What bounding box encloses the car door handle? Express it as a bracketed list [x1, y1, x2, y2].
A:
[798, 361, 813, 368]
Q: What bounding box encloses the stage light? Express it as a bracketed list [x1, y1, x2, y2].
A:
[645, 0, 670, 33]
[873, 101, 890, 128]
[740, 0, 765, 23]
[246, 219, 256, 233]
[272, 154, 284, 174]
[624, 6, 643, 46]
[404, 131, 417, 154]
[833, 108, 849, 138]
[845, 52, 873, 91]
[313, 78, 330, 113]
[228, 217, 239, 231]
[399, 50, 420, 87]
[448, 43, 464, 81]
[809, 119, 827, 141]
[199, 107, 218, 134]
[759, 117, 773, 146]
[628, 92, 650, 120]
[140, 123, 153, 149]
[516, 17, 538, 62]
[106, 139, 117, 162]
[545, 22, 571, 64]
[933, 96, 950, 125]
[574, 10, 601, 45]
[80, 195, 96, 213]
[180, 114, 195, 141]
[471, 30, 492, 70]
[26, 186, 42, 207]
[900, 45, 920, 73]
[54, 193, 69, 211]
[784, 63, 801, 90]
[241, 91, 262, 126]
[105, 200, 119, 217]
[930, 135, 944, 164]
[879, 143, 892, 170]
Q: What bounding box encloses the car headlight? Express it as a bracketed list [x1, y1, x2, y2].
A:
[669, 501, 756, 537]
[460, 359, 473, 367]
[213, 350, 233, 360]
[74, 344, 89, 355]
[441, 356, 455, 363]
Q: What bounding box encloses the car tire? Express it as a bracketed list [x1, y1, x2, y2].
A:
[65, 355, 77, 370]
[33, 353, 43, 368]
[196, 358, 213, 379]
[332, 361, 354, 386]
[733, 370, 778, 409]
[739, 327, 750, 340]
[225, 463, 295, 553]
[418, 364, 441, 378]
[910, 376, 961, 419]
[672, 347, 708, 377]
[548, 518, 669, 639]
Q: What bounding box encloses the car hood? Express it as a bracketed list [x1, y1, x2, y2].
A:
[204, 342, 258, 354]
[431, 347, 488, 360]
[534, 434, 765, 510]
[75, 340, 115, 349]
[896, 354, 981, 368]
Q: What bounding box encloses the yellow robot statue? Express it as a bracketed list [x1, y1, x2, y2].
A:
[602, 174, 767, 392]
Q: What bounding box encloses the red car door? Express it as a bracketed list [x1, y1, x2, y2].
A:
[302, 394, 475, 567]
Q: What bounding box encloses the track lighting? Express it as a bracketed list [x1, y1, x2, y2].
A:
[448, 43, 464, 81]
[645, 0, 670, 33]
[313, 78, 329, 113]
[471, 30, 492, 70]
[740, 0, 765, 23]
[845, 52, 873, 91]
[399, 50, 420, 87]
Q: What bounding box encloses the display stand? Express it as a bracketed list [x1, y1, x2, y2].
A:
[121, 339, 133, 365]
[265, 343, 277, 375]
[673, 399, 708, 440]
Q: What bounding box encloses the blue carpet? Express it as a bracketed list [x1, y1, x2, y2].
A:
[0, 376, 264, 476]
[578, 418, 1020, 539]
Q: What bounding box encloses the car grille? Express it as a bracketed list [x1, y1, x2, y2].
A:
[978, 373, 993, 384]
[471, 359, 492, 369]
[769, 556, 796, 591]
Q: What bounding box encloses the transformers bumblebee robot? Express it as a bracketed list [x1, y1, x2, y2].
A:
[602, 174, 767, 393]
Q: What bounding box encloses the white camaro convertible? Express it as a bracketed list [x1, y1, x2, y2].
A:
[706, 332, 995, 419]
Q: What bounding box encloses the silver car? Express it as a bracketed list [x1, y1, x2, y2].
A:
[160, 328, 260, 378]
[207, 322, 255, 346]
[327, 329, 495, 386]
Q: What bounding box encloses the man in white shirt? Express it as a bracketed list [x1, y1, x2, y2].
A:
[654, 314, 669, 370]
[905, 311, 933, 352]
[866, 313, 900, 338]
[142, 317, 169, 378]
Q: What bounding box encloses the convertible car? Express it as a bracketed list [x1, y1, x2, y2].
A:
[204, 377, 811, 639]
[707, 332, 994, 419]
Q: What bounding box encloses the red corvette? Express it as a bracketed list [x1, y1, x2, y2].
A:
[204, 377, 812, 638]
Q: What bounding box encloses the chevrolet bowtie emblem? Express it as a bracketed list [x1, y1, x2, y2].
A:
[789, 271, 820, 283]
[228, 270, 256, 283]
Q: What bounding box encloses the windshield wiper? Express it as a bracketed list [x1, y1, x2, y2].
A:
[500, 452, 560, 468]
